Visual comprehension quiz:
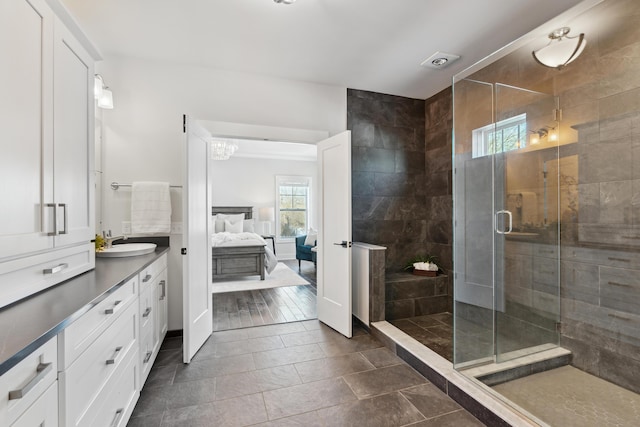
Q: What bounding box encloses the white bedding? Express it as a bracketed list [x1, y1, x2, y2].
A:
[211, 232, 277, 274]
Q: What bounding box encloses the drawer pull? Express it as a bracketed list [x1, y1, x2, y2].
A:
[106, 346, 123, 365]
[142, 274, 152, 283]
[110, 408, 124, 427]
[105, 300, 122, 315]
[43, 263, 68, 275]
[608, 257, 630, 263]
[143, 307, 152, 318]
[608, 281, 632, 288]
[143, 351, 153, 364]
[159, 280, 166, 300]
[8, 362, 52, 400]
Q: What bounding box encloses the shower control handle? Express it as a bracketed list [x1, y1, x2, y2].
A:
[495, 210, 513, 235]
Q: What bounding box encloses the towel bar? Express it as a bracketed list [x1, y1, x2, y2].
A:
[111, 182, 182, 190]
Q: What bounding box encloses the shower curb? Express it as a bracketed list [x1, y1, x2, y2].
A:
[371, 321, 546, 427]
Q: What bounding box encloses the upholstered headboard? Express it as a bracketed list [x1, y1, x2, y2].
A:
[211, 206, 254, 220]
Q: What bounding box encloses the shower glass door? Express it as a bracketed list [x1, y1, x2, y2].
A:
[453, 78, 561, 367]
[494, 84, 560, 363]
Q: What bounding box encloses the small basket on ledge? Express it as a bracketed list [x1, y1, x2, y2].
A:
[413, 269, 437, 277]
[404, 254, 439, 277]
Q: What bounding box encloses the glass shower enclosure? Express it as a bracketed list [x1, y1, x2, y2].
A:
[453, 76, 561, 368]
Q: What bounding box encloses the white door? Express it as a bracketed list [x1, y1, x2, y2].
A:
[317, 131, 352, 338]
[182, 115, 213, 363]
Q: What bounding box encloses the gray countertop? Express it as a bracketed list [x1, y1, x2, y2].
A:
[0, 246, 170, 376]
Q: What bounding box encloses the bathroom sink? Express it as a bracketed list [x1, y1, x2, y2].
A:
[96, 243, 157, 258]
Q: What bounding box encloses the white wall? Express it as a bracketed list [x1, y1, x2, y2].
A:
[97, 56, 346, 331]
[211, 156, 318, 260]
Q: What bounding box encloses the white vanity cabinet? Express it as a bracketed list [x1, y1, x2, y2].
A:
[0, 0, 95, 308]
[58, 277, 139, 427]
[139, 254, 168, 384]
[0, 337, 58, 427]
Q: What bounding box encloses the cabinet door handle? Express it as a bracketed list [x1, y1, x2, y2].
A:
[58, 203, 68, 235]
[143, 350, 153, 364]
[45, 203, 57, 236]
[105, 300, 122, 315]
[110, 408, 124, 427]
[43, 263, 68, 275]
[142, 274, 152, 283]
[142, 307, 152, 318]
[106, 346, 123, 365]
[8, 362, 52, 400]
[159, 280, 166, 300]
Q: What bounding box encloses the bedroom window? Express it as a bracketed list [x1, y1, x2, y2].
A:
[472, 113, 527, 158]
[276, 176, 311, 240]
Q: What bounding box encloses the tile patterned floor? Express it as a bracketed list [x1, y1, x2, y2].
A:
[493, 365, 640, 427]
[128, 321, 484, 426]
[389, 313, 454, 362]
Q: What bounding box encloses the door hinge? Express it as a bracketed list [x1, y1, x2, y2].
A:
[181, 248, 187, 255]
[553, 109, 562, 122]
[182, 114, 186, 133]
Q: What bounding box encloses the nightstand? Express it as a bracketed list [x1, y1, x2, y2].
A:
[262, 235, 276, 254]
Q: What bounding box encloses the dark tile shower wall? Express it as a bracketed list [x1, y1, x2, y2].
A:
[454, 0, 640, 395]
[348, 88, 453, 278]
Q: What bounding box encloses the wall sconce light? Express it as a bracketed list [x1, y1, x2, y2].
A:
[529, 127, 557, 145]
[532, 27, 586, 70]
[94, 74, 114, 109]
[210, 138, 239, 160]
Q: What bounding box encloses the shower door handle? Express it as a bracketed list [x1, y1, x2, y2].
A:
[495, 210, 512, 235]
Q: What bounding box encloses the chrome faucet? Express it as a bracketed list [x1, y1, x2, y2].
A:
[103, 230, 128, 249]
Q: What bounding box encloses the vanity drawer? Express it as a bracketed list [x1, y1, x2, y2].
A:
[59, 275, 138, 368]
[60, 299, 137, 427]
[72, 343, 139, 427]
[139, 325, 155, 384]
[91, 346, 138, 427]
[0, 337, 58, 426]
[139, 254, 167, 292]
[0, 243, 94, 309]
[10, 381, 57, 427]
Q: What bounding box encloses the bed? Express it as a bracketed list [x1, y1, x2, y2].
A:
[211, 206, 275, 281]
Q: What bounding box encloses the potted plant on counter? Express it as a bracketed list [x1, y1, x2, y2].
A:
[404, 255, 439, 276]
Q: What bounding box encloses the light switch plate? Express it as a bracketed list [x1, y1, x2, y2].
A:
[171, 222, 183, 234]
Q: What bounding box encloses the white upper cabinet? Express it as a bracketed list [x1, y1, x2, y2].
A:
[0, 0, 55, 259]
[0, 0, 97, 307]
[52, 17, 94, 248]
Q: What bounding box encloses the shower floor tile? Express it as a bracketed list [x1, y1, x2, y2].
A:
[389, 313, 453, 362]
[493, 365, 640, 427]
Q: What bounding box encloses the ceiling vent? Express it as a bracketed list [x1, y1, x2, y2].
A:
[420, 51, 461, 69]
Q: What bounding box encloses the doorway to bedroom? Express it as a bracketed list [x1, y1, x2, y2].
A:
[211, 260, 317, 331]
[209, 138, 320, 332]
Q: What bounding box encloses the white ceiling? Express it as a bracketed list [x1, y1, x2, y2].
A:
[62, 0, 586, 100]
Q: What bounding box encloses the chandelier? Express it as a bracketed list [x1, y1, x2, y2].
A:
[210, 138, 239, 160]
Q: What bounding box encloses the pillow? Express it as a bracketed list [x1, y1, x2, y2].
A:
[224, 219, 243, 233]
[304, 228, 317, 246]
[243, 219, 255, 233]
[214, 213, 245, 233]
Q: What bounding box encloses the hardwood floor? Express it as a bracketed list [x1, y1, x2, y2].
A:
[212, 261, 317, 332]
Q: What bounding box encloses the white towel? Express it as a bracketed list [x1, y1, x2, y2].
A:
[131, 182, 172, 234]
